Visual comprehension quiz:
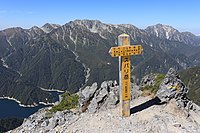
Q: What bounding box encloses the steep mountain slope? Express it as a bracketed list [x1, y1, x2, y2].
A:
[7, 35, 85, 92]
[0, 28, 85, 105]
[1, 19, 200, 105]
[50, 21, 119, 86]
[190, 52, 200, 65]
[179, 67, 200, 105]
[133, 51, 184, 80]
[0, 66, 56, 105]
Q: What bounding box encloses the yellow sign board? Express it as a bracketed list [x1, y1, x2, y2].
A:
[122, 56, 131, 100]
[109, 45, 143, 57]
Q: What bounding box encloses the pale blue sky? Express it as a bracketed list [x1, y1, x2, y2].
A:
[0, 0, 199, 34]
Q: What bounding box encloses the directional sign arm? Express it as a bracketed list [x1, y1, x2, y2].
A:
[109, 45, 143, 57]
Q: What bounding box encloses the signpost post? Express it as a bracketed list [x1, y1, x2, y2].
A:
[109, 33, 143, 117]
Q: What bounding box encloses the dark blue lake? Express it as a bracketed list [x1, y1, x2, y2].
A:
[0, 91, 62, 119]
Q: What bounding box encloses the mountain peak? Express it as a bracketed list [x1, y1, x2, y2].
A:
[73, 19, 102, 24]
[67, 20, 122, 40]
[70, 19, 109, 33]
[41, 23, 60, 33]
[145, 24, 179, 39]
[145, 24, 200, 45]
[30, 26, 42, 31]
[71, 19, 103, 28]
[114, 23, 138, 30]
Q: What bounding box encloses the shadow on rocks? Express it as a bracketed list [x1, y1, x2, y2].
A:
[130, 97, 166, 114]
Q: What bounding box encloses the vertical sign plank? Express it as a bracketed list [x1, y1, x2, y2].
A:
[118, 34, 131, 117]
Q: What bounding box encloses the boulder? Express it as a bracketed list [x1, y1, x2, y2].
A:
[156, 68, 188, 102]
[131, 83, 141, 100]
[156, 68, 196, 112]
[78, 82, 98, 112]
[140, 73, 157, 88]
[78, 80, 119, 113]
[80, 82, 98, 101]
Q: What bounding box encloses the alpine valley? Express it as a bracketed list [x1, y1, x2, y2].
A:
[1, 19, 200, 106]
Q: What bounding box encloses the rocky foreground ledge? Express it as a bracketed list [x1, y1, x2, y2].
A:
[9, 68, 200, 133]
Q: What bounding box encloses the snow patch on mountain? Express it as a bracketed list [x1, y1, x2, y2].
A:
[16, 70, 22, 77]
[69, 29, 77, 45]
[61, 26, 69, 49]
[1, 58, 8, 68]
[84, 64, 90, 84]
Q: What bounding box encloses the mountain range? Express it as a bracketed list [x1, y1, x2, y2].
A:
[0, 19, 200, 105]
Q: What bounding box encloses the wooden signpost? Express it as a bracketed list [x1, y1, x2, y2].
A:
[109, 33, 143, 117]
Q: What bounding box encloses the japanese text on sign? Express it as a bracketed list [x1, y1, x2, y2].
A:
[110, 45, 143, 57]
[122, 56, 130, 100]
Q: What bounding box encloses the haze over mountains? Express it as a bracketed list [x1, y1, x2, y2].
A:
[0, 19, 200, 106]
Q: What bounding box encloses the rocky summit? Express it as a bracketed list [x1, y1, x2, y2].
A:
[9, 69, 200, 133]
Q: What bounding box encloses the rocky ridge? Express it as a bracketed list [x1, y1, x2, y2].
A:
[9, 68, 200, 133]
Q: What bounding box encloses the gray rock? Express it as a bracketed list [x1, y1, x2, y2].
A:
[140, 73, 157, 88]
[131, 83, 141, 100]
[81, 82, 98, 101]
[156, 68, 188, 103]
[100, 81, 109, 89]
[88, 99, 99, 113]
[46, 117, 57, 130]
[78, 82, 98, 112]
[176, 98, 185, 108]
[103, 89, 119, 108]
[41, 120, 49, 127]
[79, 80, 119, 113]
[95, 87, 108, 103]
[173, 123, 182, 127]
[156, 68, 198, 116]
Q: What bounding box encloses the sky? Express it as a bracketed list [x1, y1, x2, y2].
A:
[0, 0, 199, 34]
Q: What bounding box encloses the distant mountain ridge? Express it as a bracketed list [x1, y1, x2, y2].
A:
[146, 24, 200, 46]
[1, 19, 200, 105]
